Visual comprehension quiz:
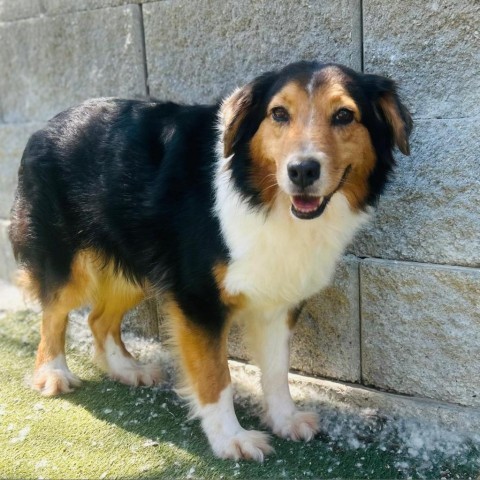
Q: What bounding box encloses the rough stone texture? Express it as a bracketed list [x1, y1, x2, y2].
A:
[363, 0, 480, 119]
[361, 259, 480, 408]
[350, 119, 480, 267]
[124, 297, 164, 340]
[0, 5, 147, 123]
[0, 0, 43, 22]
[291, 257, 360, 383]
[228, 323, 249, 362]
[144, 0, 361, 104]
[0, 221, 16, 283]
[41, 0, 158, 16]
[0, 123, 45, 218]
[228, 257, 361, 383]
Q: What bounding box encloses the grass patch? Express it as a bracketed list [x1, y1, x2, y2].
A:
[0, 309, 479, 479]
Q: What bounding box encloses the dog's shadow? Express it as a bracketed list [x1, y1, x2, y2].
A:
[61, 360, 276, 472]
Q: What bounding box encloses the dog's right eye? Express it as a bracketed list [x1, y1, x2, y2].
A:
[271, 106, 290, 124]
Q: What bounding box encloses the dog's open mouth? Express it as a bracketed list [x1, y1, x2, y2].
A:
[290, 195, 329, 220]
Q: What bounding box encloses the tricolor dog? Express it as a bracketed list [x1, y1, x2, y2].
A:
[9, 61, 412, 460]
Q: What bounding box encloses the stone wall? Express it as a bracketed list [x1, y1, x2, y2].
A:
[0, 0, 478, 420]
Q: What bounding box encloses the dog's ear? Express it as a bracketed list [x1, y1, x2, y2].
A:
[221, 85, 254, 158]
[221, 71, 278, 158]
[363, 74, 413, 155]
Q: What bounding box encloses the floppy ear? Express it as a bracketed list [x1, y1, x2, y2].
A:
[221, 85, 254, 158]
[221, 71, 279, 158]
[364, 74, 413, 155]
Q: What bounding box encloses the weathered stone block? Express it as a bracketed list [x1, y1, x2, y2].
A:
[0, 5, 146, 123]
[350, 119, 480, 267]
[0, 123, 45, 218]
[228, 257, 361, 383]
[0, 220, 16, 282]
[144, 0, 361, 104]
[361, 258, 480, 408]
[364, 0, 480, 118]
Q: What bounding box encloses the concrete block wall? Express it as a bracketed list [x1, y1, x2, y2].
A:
[0, 0, 478, 421]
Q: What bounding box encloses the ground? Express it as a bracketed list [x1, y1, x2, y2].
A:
[0, 284, 479, 479]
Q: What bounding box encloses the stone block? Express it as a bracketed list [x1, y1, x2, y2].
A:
[144, 0, 361, 104]
[0, 5, 147, 123]
[364, 0, 480, 118]
[0, 123, 45, 218]
[229, 257, 361, 383]
[0, 220, 16, 282]
[361, 258, 480, 408]
[350, 118, 480, 267]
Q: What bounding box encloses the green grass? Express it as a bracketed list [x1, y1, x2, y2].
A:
[0, 309, 479, 479]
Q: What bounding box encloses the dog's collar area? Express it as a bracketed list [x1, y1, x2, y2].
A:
[290, 165, 352, 220]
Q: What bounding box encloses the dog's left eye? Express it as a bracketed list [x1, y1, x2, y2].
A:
[271, 106, 290, 123]
[332, 108, 354, 126]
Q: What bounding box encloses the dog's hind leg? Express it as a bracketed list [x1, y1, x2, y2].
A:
[88, 270, 162, 387]
[33, 306, 82, 396]
[32, 257, 89, 396]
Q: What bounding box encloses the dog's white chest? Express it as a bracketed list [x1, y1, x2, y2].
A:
[217, 191, 368, 308]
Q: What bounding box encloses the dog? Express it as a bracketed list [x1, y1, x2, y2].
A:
[9, 61, 412, 461]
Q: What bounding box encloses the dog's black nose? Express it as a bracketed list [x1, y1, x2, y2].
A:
[287, 159, 321, 188]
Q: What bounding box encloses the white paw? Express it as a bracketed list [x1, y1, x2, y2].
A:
[268, 410, 320, 442]
[210, 429, 273, 462]
[96, 336, 163, 387]
[109, 361, 163, 387]
[33, 357, 81, 396]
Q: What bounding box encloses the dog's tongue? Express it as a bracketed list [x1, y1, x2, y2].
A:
[291, 195, 321, 213]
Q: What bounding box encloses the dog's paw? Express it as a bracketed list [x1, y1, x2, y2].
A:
[268, 410, 320, 442]
[32, 365, 81, 396]
[210, 429, 273, 462]
[109, 361, 163, 387]
[95, 340, 163, 387]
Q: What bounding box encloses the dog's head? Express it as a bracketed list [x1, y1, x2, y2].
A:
[220, 61, 412, 219]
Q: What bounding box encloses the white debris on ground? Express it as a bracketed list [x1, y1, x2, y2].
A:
[63, 308, 480, 478]
[230, 363, 480, 477]
[10, 425, 31, 443]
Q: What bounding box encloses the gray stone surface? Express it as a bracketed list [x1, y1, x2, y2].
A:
[0, 123, 44, 218]
[229, 257, 361, 383]
[0, 5, 147, 123]
[144, 0, 361, 104]
[0, 220, 16, 282]
[124, 297, 164, 340]
[291, 257, 360, 383]
[361, 259, 480, 408]
[228, 322, 249, 362]
[41, 0, 157, 16]
[350, 118, 480, 267]
[364, 0, 480, 119]
[0, 0, 43, 22]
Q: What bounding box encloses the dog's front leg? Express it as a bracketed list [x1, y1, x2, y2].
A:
[245, 306, 320, 441]
[166, 300, 272, 461]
